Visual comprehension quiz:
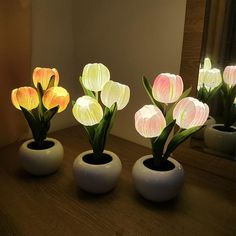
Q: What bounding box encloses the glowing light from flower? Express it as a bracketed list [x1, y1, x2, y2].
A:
[72, 96, 103, 126]
[11, 87, 39, 110]
[152, 73, 183, 104]
[101, 80, 130, 110]
[81, 63, 110, 92]
[135, 105, 166, 138]
[42, 87, 70, 113]
[223, 66, 236, 86]
[173, 97, 209, 129]
[33, 67, 59, 90]
[198, 68, 222, 91]
[202, 57, 212, 70]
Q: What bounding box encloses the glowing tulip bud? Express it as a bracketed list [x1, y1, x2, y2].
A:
[72, 96, 103, 126]
[101, 80, 130, 110]
[81, 63, 110, 92]
[33, 67, 59, 90]
[152, 73, 184, 103]
[135, 105, 166, 138]
[173, 97, 209, 129]
[11, 87, 39, 110]
[223, 66, 236, 86]
[198, 68, 222, 91]
[42, 87, 70, 113]
[203, 57, 212, 70]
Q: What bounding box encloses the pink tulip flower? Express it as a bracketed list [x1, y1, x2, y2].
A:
[152, 73, 183, 103]
[223, 66, 236, 86]
[173, 97, 209, 129]
[33, 67, 59, 90]
[42, 87, 70, 113]
[11, 87, 39, 110]
[135, 105, 166, 138]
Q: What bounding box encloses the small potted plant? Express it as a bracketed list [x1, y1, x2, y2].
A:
[133, 73, 209, 201]
[72, 63, 130, 194]
[11, 67, 70, 175]
[194, 57, 222, 139]
[204, 65, 236, 156]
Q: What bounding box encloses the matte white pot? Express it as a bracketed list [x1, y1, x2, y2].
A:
[73, 150, 122, 194]
[192, 116, 216, 139]
[132, 155, 184, 202]
[204, 124, 236, 155]
[18, 138, 64, 176]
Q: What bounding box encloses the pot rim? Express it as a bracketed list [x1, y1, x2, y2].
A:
[21, 138, 60, 152]
[137, 155, 181, 173]
[77, 149, 119, 167]
[208, 124, 236, 134]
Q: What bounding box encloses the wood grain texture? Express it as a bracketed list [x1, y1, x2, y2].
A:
[180, 0, 207, 93]
[0, 125, 235, 236]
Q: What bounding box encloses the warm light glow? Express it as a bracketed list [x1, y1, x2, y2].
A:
[173, 97, 209, 129]
[33, 67, 59, 90]
[42, 87, 70, 113]
[135, 105, 166, 138]
[152, 73, 183, 103]
[101, 80, 130, 110]
[223, 66, 236, 86]
[198, 68, 222, 91]
[11, 87, 39, 110]
[81, 63, 110, 92]
[72, 96, 103, 126]
[203, 57, 212, 70]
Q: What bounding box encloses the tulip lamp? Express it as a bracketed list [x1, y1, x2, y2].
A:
[72, 63, 130, 194]
[204, 65, 236, 156]
[11, 67, 70, 175]
[133, 74, 209, 201]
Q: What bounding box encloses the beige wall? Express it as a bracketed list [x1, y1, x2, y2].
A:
[32, 0, 186, 146]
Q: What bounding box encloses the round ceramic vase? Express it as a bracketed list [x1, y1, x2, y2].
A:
[73, 150, 122, 194]
[192, 116, 216, 139]
[204, 124, 236, 155]
[132, 155, 184, 202]
[18, 138, 64, 176]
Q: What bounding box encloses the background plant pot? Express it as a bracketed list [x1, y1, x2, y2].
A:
[73, 150, 122, 194]
[18, 138, 64, 176]
[132, 155, 184, 202]
[204, 124, 236, 155]
[192, 116, 216, 139]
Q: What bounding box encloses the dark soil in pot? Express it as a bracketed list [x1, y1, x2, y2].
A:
[83, 153, 112, 165]
[143, 158, 175, 171]
[213, 125, 236, 132]
[27, 140, 55, 150]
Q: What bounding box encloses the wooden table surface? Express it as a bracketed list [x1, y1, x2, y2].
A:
[0, 126, 235, 236]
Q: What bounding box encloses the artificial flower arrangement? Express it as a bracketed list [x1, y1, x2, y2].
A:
[11, 67, 70, 149]
[197, 57, 222, 103]
[72, 63, 130, 161]
[220, 65, 236, 131]
[72, 63, 130, 193]
[135, 73, 209, 169]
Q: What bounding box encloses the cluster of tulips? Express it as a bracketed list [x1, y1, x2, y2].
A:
[197, 58, 236, 130]
[135, 74, 209, 168]
[11, 68, 70, 148]
[12, 63, 211, 168]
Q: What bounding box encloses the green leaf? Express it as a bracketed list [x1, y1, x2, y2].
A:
[208, 84, 221, 102]
[92, 103, 117, 158]
[152, 119, 176, 160]
[44, 106, 59, 123]
[142, 76, 163, 112]
[46, 75, 55, 89]
[71, 100, 76, 107]
[107, 103, 118, 133]
[79, 76, 95, 98]
[165, 87, 192, 125]
[163, 125, 202, 159]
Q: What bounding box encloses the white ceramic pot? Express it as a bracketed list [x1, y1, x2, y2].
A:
[73, 150, 122, 194]
[18, 138, 64, 176]
[204, 124, 236, 155]
[132, 155, 184, 202]
[192, 116, 216, 139]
